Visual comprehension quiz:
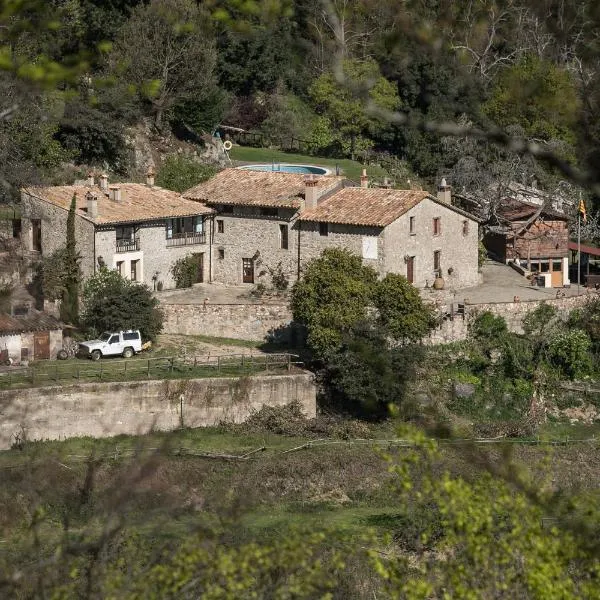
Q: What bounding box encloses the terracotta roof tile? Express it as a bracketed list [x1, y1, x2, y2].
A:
[24, 184, 213, 225]
[184, 168, 344, 208]
[299, 188, 430, 227]
[0, 311, 63, 335]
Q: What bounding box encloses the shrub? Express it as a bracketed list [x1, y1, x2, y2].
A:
[546, 329, 592, 380]
[171, 254, 203, 288]
[156, 154, 218, 193]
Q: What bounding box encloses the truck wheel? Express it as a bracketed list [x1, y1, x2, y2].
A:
[122, 347, 134, 359]
[91, 350, 101, 361]
[57, 349, 69, 360]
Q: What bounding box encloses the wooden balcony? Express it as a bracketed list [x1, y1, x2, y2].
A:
[115, 239, 140, 253]
[166, 232, 206, 247]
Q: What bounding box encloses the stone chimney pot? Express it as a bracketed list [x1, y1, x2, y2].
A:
[437, 178, 452, 204]
[86, 190, 98, 219]
[99, 173, 108, 191]
[146, 167, 156, 187]
[87, 171, 95, 186]
[109, 186, 122, 202]
[304, 175, 319, 210]
[360, 168, 369, 188]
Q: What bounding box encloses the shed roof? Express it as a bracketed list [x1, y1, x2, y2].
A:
[23, 184, 213, 225]
[184, 168, 344, 208]
[0, 311, 63, 335]
[495, 199, 568, 222]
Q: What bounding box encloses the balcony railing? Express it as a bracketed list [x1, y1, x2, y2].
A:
[115, 238, 140, 253]
[166, 232, 206, 247]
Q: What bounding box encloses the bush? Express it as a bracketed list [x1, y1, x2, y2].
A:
[171, 254, 203, 288]
[156, 154, 218, 193]
[81, 267, 163, 341]
[546, 329, 592, 380]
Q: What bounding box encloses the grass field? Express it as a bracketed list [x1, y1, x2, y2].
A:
[229, 146, 389, 182]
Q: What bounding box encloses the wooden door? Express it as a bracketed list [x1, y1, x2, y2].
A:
[193, 253, 204, 283]
[33, 331, 50, 360]
[406, 256, 415, 284]
[242, 258, 254, 284]
[550, 259, 563, 287]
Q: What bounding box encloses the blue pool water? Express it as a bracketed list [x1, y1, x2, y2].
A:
[238, 163, 330, 175]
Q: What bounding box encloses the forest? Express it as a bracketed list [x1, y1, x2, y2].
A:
[1, 0, 600, 218]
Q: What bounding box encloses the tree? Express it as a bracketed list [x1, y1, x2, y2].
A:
[308, 59, 400, 158]
[290, 248, 377, 359]
[81, 267, 163, 341]
[111, 0, 217, 129]
[60, 193, 81, 324]
[373, 273, 436, 343]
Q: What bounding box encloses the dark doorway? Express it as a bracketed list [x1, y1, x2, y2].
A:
[242, 258, 254, 284]
[193, 253, 204, 283]
[34, 331, 50, 360]
[406, 256, 415, 284]
[32, 219, 42, 252]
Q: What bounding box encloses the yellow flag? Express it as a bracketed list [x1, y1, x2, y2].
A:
[579, 198, 587, 222]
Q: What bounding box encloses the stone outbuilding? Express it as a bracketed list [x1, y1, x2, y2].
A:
[484, 199, 570, 287]
[184, 169, 481, 289]
[0, 312, 63, 363]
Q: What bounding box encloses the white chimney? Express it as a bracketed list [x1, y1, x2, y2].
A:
[146, 167, 155, 187]
[360, 168, 368, 188]
[86, 191, 98, 219]
[304, 175, 319, 210]
[437, 178, 451, 204]
[87, 171, 95, 187]
[109, 186, 122, 202]
[99, 173, 108, 191]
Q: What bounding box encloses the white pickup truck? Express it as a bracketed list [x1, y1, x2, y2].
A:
[78, 330, 142, 360]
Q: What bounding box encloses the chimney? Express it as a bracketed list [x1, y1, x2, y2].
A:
[86, 191, 98, 219]
[304, 175, 319, 210]
[437, 178, 451, 204]
[360, 168, 369, 188]
[99, 173, 108, 191]
[146, 167, 155, 187]
[109, 186, 122, 202]
[87, 171, 95, 187]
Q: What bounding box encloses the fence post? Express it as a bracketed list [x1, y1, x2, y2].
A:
[124, 360, 128, 377]
[77, 365, 80, 380]
[265, 354, 269, 371]
[31, 367, 35, 385]
[217, 356, 221, 372]
[287, 354, 291, 371]
[147, 359, 151, 378]
[55, 365, 59, 382]
[99, 362, 103, 381]
[170, 357, 174, 374]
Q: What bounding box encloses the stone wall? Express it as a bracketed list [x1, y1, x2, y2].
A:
[161, 302, 294, 341]
[427, 294, 591, 344]
[0, 372, 316, 449]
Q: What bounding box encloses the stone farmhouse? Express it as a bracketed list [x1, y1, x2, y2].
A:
[20, 172, 214, 290]
[184, 169, 481, 289]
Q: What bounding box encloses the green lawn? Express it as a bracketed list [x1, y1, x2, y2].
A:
[229, 146, 389, 182]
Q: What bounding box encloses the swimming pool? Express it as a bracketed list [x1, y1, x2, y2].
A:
[237, 163, 331, 175]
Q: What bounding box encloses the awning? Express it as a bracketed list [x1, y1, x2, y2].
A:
[568, 241, 600, 257]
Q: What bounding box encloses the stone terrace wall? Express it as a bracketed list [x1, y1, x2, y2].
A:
[0, 372, 316, 449]
[427, 294, 591, 344]
[162, 302, 294, 341]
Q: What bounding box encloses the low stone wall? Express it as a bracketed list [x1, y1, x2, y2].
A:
[427, 294, 591, 344]
[161, 302, 294, 341]
[0, 372, 316, 449]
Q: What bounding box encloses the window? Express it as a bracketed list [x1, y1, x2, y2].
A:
[462, 220, 469, 235]
[116, 226, 134, 241]
[434, 250, 441, 273]
[409, 216, 415, 235]
[123, 331, 140, 341]
[166, 217, 204, 239]
[221, 205, 234, 214]
[433, 217, 441, 236]
[31, 219, 42, 252]
[116, 226, 138, 251]
[280, 224, 289, 250]
[116, 261, 124, 276]
[319, 222, 328, 237]
[552, 260, 562, 272]
[218, 248, 225, 259]
[541, 262, 550, 273]
[130, 259, 139, 281]
[217, 219, 224, 233]
[108, 335, 119, 344]
[261, 207, 278, 217]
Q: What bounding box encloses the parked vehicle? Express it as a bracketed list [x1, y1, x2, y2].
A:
[78, 330, 142, 360]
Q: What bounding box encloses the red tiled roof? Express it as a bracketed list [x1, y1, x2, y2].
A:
[299, 188, 430, 227]
[0, 311, 63, 335]
[23, 184, 213, 225]
[184, 168, 344, 208]
[568, 241, 600, 256]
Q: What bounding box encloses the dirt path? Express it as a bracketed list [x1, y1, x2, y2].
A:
[155, 334, 266, 358]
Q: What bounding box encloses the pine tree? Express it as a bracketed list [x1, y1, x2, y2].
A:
[60, 193, 81, 324]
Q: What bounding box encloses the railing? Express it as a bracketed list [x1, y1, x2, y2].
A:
[0, 353, 301, 389]
[116, 239, 140, 253]
[166, 232, 206, 247]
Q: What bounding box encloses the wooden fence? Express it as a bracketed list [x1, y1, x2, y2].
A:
[0, 353, 301, 389]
